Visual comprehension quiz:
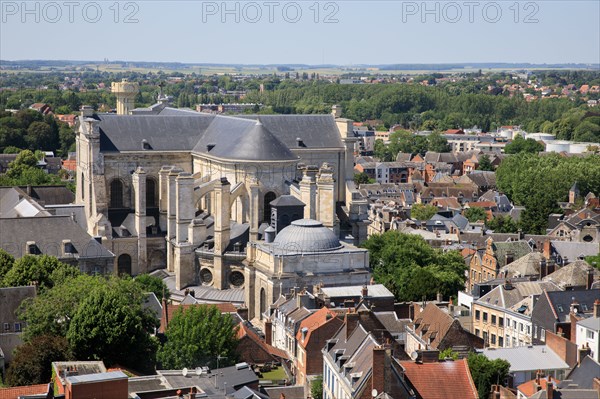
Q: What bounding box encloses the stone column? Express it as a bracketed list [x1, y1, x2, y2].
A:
[317, 163, 336, 230]
[132, 167, 147, 274]
[249, 180, 260, 242]
[158, 166, 173, 232]
[299, 165, 318, 220]
[214, 177, 231, 289]
[166, 167, 182, 272]
[176, 172, 194, 243]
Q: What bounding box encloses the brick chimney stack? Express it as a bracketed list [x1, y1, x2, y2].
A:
[345, 311, 360, 340]
[594, 299, 600, 318]
[264, 319, 273, 345]
[546, 376, 553, 399]
[372, 346, 392, 396]
[362, 285, 368, 298]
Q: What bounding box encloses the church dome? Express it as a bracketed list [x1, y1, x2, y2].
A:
[272, 219, 342, 253]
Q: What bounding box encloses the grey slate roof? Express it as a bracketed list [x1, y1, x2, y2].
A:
[0, 216, 114, 259]
[269, 195, 305, 207]
[543, 260, 599, 289]
[97, 113, 215, 152]
[483, 346, 569, 372]
[271, 219, 343, 253]
[94, 112, 343, 158]
[560, 356, 600, 389]
[193, 118, 297, 161]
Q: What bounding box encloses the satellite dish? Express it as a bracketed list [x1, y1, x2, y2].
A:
[372, 389, 378, 398]
[410, 351, 418, 360]
[182, 367, 188, 377]
[196, 367, 202, 376]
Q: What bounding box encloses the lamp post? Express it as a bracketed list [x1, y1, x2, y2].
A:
[215, 354, 227, 388]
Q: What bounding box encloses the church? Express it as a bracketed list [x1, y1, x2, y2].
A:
[76, 79, 370, 320]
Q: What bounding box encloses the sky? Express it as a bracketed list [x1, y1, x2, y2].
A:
[1, 0, 599, 65]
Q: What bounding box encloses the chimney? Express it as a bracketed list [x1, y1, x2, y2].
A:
[543, 240, 552, 259]
[539, 259, 548, 279]
[594, 299, 600, 318]
[546, 376, 553, 399]
[505, 252, 514, 265]
[535, 370, 542, 391]
[578, 343, 592, 364]
[80, 105, 94, 117]
[436, 292, 443, 302]
[345, 312, 359, 340]
[264, 319, 273, 345]
[188, 387, 197, 399]
[588, 270, 595, 290]
[491, 384, 501, 399]
[372, 346, 391, 396]
[361, 285, 368, 298]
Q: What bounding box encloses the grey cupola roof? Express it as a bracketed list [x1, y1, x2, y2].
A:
[194, 118, 298, 162]
[272, 219, 342, 253]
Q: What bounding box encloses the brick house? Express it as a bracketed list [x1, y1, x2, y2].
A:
[295, 307, 344, 388]
[236, 321, 289, 366]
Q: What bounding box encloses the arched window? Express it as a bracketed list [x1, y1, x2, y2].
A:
[117, 254, 132, 275]
[263, 192, 276, 223]
[260, 288, 266, 320]
[110, 179, 124, 208]
[146, 178, 157, 207]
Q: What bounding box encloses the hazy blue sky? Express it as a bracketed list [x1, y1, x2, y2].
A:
[1, 0, 599, 64]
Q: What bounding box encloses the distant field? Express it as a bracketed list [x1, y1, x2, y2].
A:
[1, 63, 597, 76]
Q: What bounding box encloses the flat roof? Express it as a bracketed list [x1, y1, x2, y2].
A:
[483, 346, 569, 372]
[319, 284, 394, 298]
[66, 371, 128, 385]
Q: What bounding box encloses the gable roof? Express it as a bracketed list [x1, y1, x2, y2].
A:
[560, 356, 600, 389]
[500, 252, 545, 278]
[400, 359, 478, 399]
[237, 322, 290, 360]
[542, 289, 600, 322]
[518, 376, 560, 397]
[543, 260, 598, 289]
[411, 303, 455, 349]
[477, 281, 560, 311]
[296, 307, 343, 349]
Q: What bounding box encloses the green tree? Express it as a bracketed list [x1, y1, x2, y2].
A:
[374, 139, 394, 161]
[66, 277, 159, 373]
[410, 203, 438, 220]
[427, 131, 451, 152]
[157, 305, 239, 370]
[504, 135, 544, 154]
[5, 335, 73, 386]
[438, 348, 459, 360]
[25, 121, 57, 151]
[464, 207, 487, 223]
[0, 249, 15, 282]
[362, 231, 466, 301]
[585, 253, 600, 270]
[478, 154, 494, 171]
[135, 273, 170, 300]
[353, 172, 373, 186]
[467, 353, 510, 399]
[311, 375, 323, 399]
[2, 255, 77, 290]
[485, 215, 519, 233]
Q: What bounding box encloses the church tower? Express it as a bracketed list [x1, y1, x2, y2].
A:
[111, 79, 138, 115]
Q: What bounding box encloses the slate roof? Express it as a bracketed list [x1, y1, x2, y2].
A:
[493, 241, 533, 268]
[483, 346, 569, 372]
[577, 316, 600, 331]
[193, 118, 297, 162]
[500, 252, 545, 278]
[542, 289, 600, 323]
[543, 260, 598, 289]
[0, 286, 36, 326]
[400, 359, 478, 399]
[465, 171, 497, 189]
[478, 281, 560, 310]
[560, 356, 600, 389]
[551, 241, 599, 262]
[93, 112, 344, 158]
[0, 216, 114, 259]
[269, 195, 305, 207]
[15, 185, 75, 205]
[96, 113, 214, 152]
[410, 303, 456, 349]
[233, 386, 270, 399]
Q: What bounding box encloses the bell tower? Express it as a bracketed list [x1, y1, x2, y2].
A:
[111, 79, 138, 115]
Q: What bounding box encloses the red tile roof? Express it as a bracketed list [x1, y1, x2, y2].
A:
[518, 376, 560, 397]
[237, 322, 290, 360]
[401, 359, 478, 399]
[295, 307, 342, 349]
[0, 384, 49, 399]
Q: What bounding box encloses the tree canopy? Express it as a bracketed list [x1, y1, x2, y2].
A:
[362, 231, 466, 301]
[2, 255, 79, 290]
[410, 203, 438, 221]
[504, 135, 544, 154]
[19, 274, 159, 374]
[134, 273, 170, 300]
[157, 305, 239, 370]
[464, 207, 488, 223]
[496, 153, 600, 233]
[467, 353, 510, 399]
